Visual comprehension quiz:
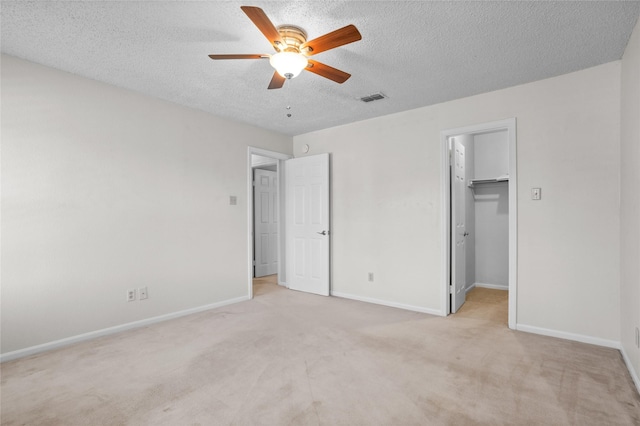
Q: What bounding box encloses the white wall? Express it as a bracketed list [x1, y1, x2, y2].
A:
[473, 131, 509, 288]
[620, 19, 640, 387]
[1, 55, 292, 354]
[295, 109, 443, 313]
[294, 61, 621, 342]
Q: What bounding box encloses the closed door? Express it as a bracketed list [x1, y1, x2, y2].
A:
[285, 154, 330, 296]
[254, 169, 278, 277]
[451, 139, 467, 313]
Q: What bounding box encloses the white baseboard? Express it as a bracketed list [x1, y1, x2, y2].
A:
[516, 323, 620, 349]
[465, 283, 476, 293]
[0, 295, 250, 363]
[475, 282, 508, 291]
[331, 291, 444, 317]
[620, 345, 640, 394]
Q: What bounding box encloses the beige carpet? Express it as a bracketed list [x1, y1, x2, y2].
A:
[2, 279, 639, 425]
[456, 286, 509, 324]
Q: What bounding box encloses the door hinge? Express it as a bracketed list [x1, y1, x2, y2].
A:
[449, 285, 454, 294]
[252, 181, 256, 187]
[253, 260, 256, 266]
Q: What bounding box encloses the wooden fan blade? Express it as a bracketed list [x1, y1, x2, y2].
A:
[301, 24, 362, 56]
[268, 71, 286, 90]
[305, 60, 351, 84]
[241, 6, 285, 50]
[208, 54, 266, 60]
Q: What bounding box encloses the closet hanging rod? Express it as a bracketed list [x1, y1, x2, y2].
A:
[467, 176, 509, 188]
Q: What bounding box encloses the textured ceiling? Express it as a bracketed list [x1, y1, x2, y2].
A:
[2, 1, 639, 136]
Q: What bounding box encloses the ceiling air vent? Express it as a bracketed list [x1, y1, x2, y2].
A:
[359, 92, 387, 103]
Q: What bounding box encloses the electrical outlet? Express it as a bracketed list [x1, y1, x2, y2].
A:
[139, 287, 148, 300]
[368, 272, 374, 282]
[127, 289, 136, 302]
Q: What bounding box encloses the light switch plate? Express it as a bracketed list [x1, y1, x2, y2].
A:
[230, 196, 237, 205]
[532, 188, 541, 200]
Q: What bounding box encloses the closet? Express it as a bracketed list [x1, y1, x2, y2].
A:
[466, 130, 509, 291]
[445, 118, 516, 325]
[450, 128, 510, 315]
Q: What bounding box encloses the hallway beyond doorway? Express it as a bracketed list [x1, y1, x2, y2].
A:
[253, 274, 278, 297]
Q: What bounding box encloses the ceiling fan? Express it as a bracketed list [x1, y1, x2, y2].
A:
[208, 6, 362, 89]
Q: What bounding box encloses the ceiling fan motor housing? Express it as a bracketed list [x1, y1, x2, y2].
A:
[276, 25, 308, 53]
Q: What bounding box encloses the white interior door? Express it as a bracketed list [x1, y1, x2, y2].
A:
[285, 154, 330, 296]
[253, 169, 278, 277]
[451, 139, 467, 313]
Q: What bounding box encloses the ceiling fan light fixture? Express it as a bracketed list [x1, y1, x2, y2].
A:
[209, 7, 361, 89]
[269, 52, 308, 79]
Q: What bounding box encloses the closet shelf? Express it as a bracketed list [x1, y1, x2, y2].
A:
[467, 176, 509, 188]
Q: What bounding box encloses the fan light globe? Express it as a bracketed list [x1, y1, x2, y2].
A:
[270, 52, 308, 79]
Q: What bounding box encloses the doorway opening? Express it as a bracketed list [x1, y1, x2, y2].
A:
[441, 118, 517, 329]
[247, 148, 332, 300]
[247, 147, 292, 300]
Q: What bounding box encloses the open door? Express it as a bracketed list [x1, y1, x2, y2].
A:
[451, 138, 467, 312]
[285, 154, 330, 296]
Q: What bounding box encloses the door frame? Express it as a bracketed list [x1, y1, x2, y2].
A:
[440, 118, 517, 329]
[247, 147, 292, 299]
